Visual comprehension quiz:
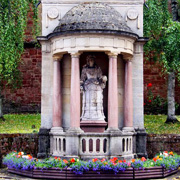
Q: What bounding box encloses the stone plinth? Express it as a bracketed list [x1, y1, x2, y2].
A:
[80, 120, 107, 132]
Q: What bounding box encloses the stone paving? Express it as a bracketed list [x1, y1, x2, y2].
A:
[1, 168, 180, 180]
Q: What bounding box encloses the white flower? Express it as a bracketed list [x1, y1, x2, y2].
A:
[22, 155, 29, 159]
[163, 152, 168, 157]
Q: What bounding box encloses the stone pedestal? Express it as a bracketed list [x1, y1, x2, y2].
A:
[37, 128, 50, 158]
[80, 120, 107, 132]
[135, 128, 148, 158]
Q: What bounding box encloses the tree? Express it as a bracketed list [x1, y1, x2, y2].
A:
[144, 0, 180, 123]
[0, 0, 39, 120]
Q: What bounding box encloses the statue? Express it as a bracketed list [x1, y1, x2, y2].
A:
[80, 55, 107, 121]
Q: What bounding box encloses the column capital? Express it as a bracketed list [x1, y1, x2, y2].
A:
[69, 51, 81, 58]
[53, 54, 63, 61]
[106, 51, 119, 58]
[122, 53, 133, 62]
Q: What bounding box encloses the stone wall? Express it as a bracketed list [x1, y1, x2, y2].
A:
[147, 134, 180, 158]
[1, 133, 180, 167]
[0, 134, 38, 168]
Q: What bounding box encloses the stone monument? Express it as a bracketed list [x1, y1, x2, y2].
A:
[37, 0, 148, 160]
[80, 55, 107, 132]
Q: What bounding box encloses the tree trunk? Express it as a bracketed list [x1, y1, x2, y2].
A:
[165, 71, 178, 123]
[0, 89, 5, 121]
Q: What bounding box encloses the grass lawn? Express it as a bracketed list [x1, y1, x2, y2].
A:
[0, 114, 41, 134]
[0, 114, 180, 134]
[144, 115, 180, 134]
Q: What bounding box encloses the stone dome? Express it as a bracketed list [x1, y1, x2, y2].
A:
[53, 2, 133, 34]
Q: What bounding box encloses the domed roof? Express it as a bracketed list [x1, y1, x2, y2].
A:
[53, 2, 133, 34]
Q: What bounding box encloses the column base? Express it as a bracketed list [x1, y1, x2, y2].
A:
[80, 120, 107, 132]
[105, 127, 122, 133]
[50, 127, 64, 134]
[122, 127, 135, 133]
[67, 127, 84, 133]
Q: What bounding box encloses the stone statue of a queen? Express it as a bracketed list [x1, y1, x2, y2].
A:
[80, 55, 107, 122]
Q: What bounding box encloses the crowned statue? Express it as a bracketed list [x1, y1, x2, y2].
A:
[80, 55, 107, 122]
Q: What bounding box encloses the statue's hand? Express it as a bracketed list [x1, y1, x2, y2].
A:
[102, 76, 107, 82]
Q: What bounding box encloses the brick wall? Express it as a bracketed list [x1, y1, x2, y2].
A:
[1, 4, 41, 113]
[144, 60, 180, 114]
[0, 134, 38, 168]
[2, 47, 41, 113]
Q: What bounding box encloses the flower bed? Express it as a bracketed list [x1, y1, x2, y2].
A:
[3, 151, 180, 179]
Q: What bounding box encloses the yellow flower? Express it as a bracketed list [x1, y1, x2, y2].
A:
[169, 151, 174, 156]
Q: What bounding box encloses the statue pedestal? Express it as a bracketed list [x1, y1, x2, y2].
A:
[80, 120, 107, 132]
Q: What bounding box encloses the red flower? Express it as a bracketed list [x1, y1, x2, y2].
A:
[113, 157, 118, 162]
[141, 157, 146, 162]
[123, 159, 126, 163]
[70, 158, 75, 163]
[54, 157, 58, 159]
[148, 100, 152, 103]
[101, 158, 106, 162]
[27, 155, 33, 159]
[147, 83, 152, 87]
[110, 157, 118, 163]
[92, 158, 98, 162]
[144, 103, 146, 106]
[153, 157, 157, 162]
[63, 159, 68, 164]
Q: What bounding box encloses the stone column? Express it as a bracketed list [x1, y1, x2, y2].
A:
[123, 55, 134, 132]
[106, 52, 120, 132]
[51, 55, 63, 133]
[68, 52, 83, 132]
[66, 52, 83, 159]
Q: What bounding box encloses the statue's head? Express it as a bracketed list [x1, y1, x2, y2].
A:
[86, 55, 96, 67]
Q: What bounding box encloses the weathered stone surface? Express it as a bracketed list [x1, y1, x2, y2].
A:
[37, 128, 50, 158]
[54, 3, 133, 33]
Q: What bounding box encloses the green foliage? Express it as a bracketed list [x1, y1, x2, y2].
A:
[0, 114, 40, 133]
[0, 0, 39, 90]
[144, 0, 180, 77]
[35, 158, 68, 169]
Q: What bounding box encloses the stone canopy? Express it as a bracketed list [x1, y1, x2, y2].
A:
[53, 2, 135, 36]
